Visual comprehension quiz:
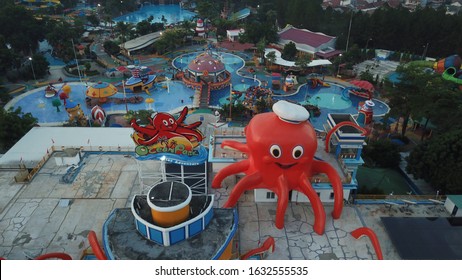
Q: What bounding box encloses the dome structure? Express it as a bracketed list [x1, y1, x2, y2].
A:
[187, 52, 226, 75]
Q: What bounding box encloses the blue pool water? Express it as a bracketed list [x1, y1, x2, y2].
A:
[113, 4, 196, 24]
[273, 84, 390, 130]
[7, 82, 195, 124]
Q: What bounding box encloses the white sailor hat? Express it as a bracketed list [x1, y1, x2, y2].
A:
[272, 100, 310, 124]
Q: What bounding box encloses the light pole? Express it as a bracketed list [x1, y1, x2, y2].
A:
[28, 57, 37, 84]
[337, 54, 343, 78]
[422, 43, 429, 60]
[345, 11, 354, 52]
[365, 38, 373, 59]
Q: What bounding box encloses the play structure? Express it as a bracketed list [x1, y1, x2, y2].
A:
[271, 72, 281, 90]
[308, 78, 330, 88]
[65, 101, 87, 127]
[90, 105, 107, 126]
[212, 101, 343, 235]
[283, 74, 297, 91]
[357, 100, 375, 126]
[44, 83, 57, 98]
[124, 65, 156, 94]
[181, 52, 231, 90]
[434, 54, 462, 88]
[348, 80, 374, 99]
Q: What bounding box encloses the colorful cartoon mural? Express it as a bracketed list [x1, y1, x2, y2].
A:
[130, 107, 207, 163]
[212, 101, 343, 235]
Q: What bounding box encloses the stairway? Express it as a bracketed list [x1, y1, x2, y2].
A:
[199, 82, 209, 109]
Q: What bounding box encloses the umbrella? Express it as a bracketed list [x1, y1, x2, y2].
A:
[86, 81, 118, 103]
[349, 80, 375, 92]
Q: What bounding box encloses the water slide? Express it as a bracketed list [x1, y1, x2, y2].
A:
[325, 121, 367, 153]
[442, 67, 462, 85]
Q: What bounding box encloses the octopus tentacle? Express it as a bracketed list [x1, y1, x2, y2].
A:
[299, 174, 326, 235]
[212, 160, 250, 189]
[221, 140, 250, 153]
[273, 175, 290, 229]
[176, 107, 189, 123]
[223, 172, 263, 208]
[175, 127, 204, 142]
[312, 159, 343, 219]
[130, 119, 158, 138]
[181, 121, 202, 129]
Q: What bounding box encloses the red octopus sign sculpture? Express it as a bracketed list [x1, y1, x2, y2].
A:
[212, 101, 343, 235]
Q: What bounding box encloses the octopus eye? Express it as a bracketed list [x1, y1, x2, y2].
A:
[163, 120, 168, 125]
[169, 118, 175, 124]
[270, 145, 282, 158]
[292, 146, 304, 159]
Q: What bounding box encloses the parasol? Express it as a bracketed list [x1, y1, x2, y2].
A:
[86, 81, 118, 103]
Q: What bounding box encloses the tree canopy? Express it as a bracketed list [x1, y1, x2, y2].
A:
[0, 107, 38, 153]
[406, 129, 462, 194]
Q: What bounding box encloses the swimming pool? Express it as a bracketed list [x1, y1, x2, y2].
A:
[6, 81, 195, 124]
[113, 4, 196, 24]
[274, 83, 390, 130]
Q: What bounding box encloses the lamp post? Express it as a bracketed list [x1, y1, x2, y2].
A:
[422, 43, 429, 60]
[28, 57, 37, 84]
[365, 38, 373, 59]
[337, 54, 343, 78]
[228, 83, 232, 121]
[345, 11, 354, 52]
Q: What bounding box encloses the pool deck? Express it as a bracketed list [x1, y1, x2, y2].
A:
[0, 151, 450, 260]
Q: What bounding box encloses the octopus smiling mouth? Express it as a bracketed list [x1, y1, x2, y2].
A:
[276, 163, 297, 169]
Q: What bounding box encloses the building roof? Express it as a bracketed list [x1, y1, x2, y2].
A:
[278, 26, 335, 48]
[121, 31, 162, 52]
[187, 52, 226, 74]
[0, 127, 136, 168]
[447, 195, 462, 208]
[226, 29, 244, 37]
[264, 48, 332, 67]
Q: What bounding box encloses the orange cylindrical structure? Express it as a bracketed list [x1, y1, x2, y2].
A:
[147, 182, 192, 228]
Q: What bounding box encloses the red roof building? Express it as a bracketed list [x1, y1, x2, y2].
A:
[277, 25, 340, 59]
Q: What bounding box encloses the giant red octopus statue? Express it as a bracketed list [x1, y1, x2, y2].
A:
[212, 100, 343, 235]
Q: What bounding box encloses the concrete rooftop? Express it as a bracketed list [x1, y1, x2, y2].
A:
[0, 152, 451, 260]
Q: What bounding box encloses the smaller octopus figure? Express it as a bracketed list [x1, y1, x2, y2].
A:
[212, 101, 343, 235]
[131, 107, 204, 146]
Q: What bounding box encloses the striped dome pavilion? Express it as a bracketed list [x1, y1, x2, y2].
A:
[182, 52, 231, 91]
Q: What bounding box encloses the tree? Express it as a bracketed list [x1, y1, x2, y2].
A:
[362, 139, 401, 168]
[281, 42, 297, 61]
[265, 51, 276, 67]
[0, 4, 46, 54]
[52, 99, 61, 112]
[359, 70, 374, 84]
[0, 107, 37, 153]
[295, 53, 312, 71]
[382, 63, 452, 138]
[86, 13, 100, 27]
[406, 129, 462, 194]
[28, 53, 49, 79]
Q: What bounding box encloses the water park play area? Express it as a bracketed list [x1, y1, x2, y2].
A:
[3, 4, 462, 261]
